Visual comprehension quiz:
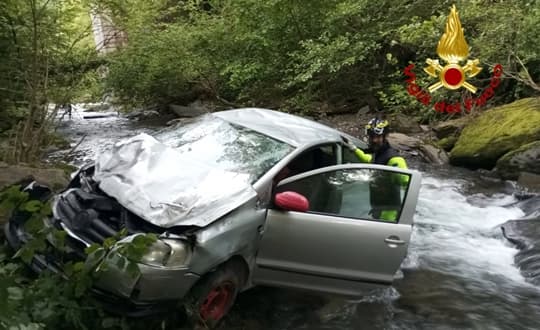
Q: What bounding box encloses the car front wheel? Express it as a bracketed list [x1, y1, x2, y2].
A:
[184, 261, 246, 328]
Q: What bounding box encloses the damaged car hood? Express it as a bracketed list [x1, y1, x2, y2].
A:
[94, 133, 257, 228]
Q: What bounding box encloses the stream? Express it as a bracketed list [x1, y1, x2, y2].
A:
[50, 106, 540, 330]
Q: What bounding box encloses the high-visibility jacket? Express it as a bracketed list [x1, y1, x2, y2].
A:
[353, 142, 408, 222]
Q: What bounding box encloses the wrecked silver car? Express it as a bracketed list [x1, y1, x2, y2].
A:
[5, 108, 421, 326]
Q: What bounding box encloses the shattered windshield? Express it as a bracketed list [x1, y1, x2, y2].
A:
[156, 115, 294, 183]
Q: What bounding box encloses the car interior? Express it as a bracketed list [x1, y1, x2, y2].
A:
[274, 145, 343, 213]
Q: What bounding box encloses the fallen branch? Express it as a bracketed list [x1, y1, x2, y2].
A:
[65, 134, 87, 158]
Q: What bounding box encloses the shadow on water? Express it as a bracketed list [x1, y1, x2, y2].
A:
[48, 107, 540, 330]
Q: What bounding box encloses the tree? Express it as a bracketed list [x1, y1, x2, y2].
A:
[94, 0, 539, 116]
[0, 0, 97, 163]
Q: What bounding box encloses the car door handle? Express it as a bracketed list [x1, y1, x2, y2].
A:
[384, 236, 405, 245]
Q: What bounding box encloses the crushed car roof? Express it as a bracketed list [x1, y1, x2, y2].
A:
[94, 133, 257, 228]
[213, 108, 343, 147]
[93, 108, 358, 228]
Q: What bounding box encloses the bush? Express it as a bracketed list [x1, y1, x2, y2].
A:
[0, 185, 168, 330]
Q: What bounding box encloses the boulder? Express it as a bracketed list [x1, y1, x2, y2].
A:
[0, 163, 69, 192]
[125, 109, 160, 121]
[432, 117, 469, 139]
[387, 133, 448, 165]
[450, 98, 540, 169]
[387, 133, 421, 151]
[418, 144, 449, 165]
[169, 100, 215, 118]
[0, 164, 69, 228]
[388, 113, 422, 134]
[517, 172, 540, 193]
[495, 141, 540, 180]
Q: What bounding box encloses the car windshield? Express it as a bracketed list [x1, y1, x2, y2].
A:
[156, 115, 294, 183]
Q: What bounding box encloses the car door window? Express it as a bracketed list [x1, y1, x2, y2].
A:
[285, 144, 338, 177]
[276, 168, 411, 223]
[342, 145, 362, 164]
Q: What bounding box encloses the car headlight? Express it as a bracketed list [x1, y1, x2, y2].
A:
[139, 239, 191, 268]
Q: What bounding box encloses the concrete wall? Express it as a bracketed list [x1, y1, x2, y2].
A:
[90, 12, 127, 54]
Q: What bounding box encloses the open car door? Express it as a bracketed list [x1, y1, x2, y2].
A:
[253, 164, 421, 297]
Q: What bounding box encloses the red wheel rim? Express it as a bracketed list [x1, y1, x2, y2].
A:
[199, 281, 235, 321]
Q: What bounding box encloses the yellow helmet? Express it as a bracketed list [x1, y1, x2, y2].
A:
[365, 118, 389, 136]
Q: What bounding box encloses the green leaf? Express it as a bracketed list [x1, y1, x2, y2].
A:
[84, 244, 101, 255]
[13, 247, 34, 264]
[73, 276, 92, 297]
[131, 234, 147, 246]
[84, 248, 106, 272]
[7, 286, 24, 301]
[52, 230, 67, 251]
[103, 237, 116, 250]
[23, 200, 43, 213]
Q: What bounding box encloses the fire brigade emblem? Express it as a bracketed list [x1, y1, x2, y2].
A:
[424, 5, 482, 93]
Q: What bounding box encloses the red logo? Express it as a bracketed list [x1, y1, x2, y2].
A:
[403, 5, 503, 113]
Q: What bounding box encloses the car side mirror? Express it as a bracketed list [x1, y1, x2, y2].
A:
[274, 191, 309, 212]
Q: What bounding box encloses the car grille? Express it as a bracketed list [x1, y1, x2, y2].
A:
[54, 188, 124, 246]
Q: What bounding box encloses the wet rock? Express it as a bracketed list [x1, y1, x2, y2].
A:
[418, 144, 449, 165]
[512, 194, 540, 218]
[517, 172, 540, 193]
[450, 98, 540, 169]
[166, 118, 193, 126]
[388, 133, 448, 165]
[496, 141, 540, 180]
[125, 109, 160, 121]
[169, 100, 213, 118]
[501, 217, 540, 285]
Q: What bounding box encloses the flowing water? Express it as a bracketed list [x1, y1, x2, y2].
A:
[50, 106, 540, 330]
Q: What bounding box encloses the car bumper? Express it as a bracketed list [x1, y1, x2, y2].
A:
[4, 220, 200, 315]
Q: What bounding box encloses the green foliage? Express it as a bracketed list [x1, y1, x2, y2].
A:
[0, 186, 162, 329]
[96, 0, 539, 118]
[0, 0, 100, 162]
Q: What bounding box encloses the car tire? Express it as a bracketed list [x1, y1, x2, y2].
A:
[184, 260, 246, 328]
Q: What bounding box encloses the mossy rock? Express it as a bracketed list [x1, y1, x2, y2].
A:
[450, 98, 540, 169]
[496, 141, 540, 180]
[437, 136, 458, 152]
